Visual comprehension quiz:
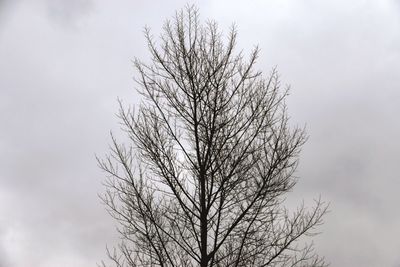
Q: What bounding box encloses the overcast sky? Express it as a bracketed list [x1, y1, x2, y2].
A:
[1, 0, 400, 266]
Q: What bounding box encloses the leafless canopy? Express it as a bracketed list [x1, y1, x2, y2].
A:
[98, 6, 327, 267]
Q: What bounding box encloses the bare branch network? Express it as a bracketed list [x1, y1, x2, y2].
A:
[98, 6, 328, 267]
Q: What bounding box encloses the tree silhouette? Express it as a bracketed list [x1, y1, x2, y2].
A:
[98, 6, 327, 267]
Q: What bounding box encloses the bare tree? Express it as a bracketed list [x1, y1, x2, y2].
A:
[98, 6, 328, 267]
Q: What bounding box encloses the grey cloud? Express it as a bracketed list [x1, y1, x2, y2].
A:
[0, 0, 13, 10]
[0, 224, 10, 267]
[1, 0, 400, 266]
[0, 0, 17, 23]
[44, 0, 93, 26]
[0, 247, 6, 267]
[0, 0, 94, 29]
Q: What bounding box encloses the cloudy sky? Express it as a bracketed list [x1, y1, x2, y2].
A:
[1, 0, 400, 266]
